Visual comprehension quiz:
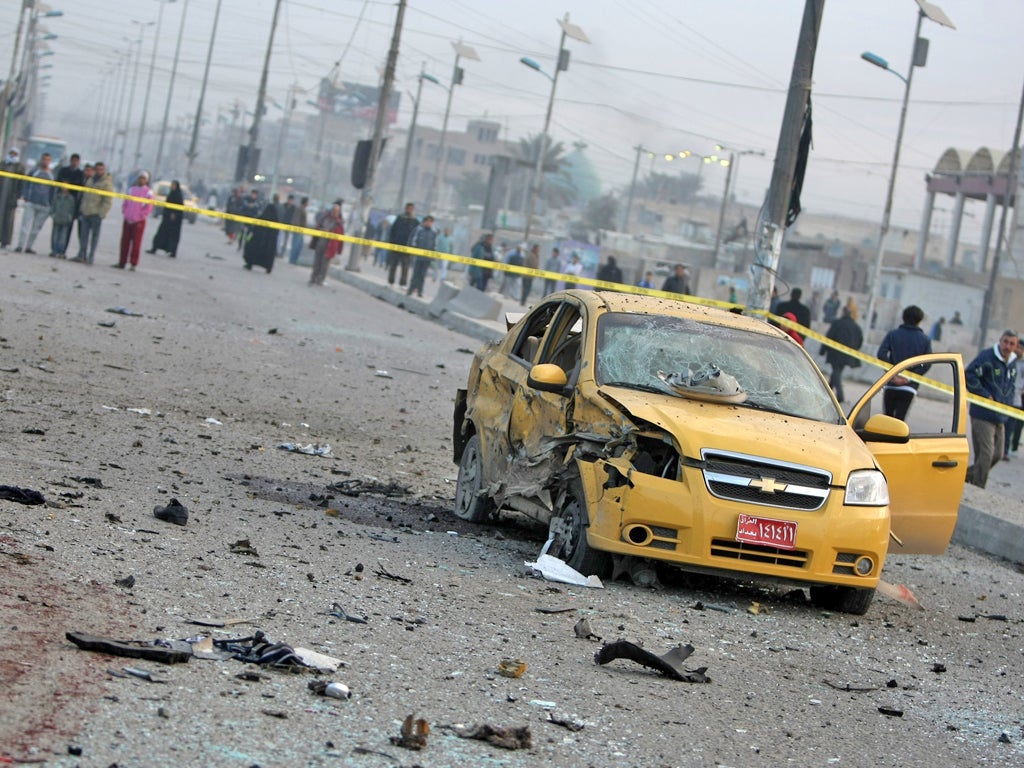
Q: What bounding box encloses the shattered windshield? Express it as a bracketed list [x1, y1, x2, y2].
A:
[595, 313, 840, 422]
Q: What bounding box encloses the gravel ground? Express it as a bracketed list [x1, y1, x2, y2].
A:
[1, 220, 1023, 768]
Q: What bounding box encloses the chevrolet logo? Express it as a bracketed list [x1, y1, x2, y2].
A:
[749, 476, 787, 494]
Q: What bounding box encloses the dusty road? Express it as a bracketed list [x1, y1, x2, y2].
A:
[1, 218, 1022, 767]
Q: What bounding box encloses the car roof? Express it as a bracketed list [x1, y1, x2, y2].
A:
[564, 289, 788, 339]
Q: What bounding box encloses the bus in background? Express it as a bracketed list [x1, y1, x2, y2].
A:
[23, 136, 67, 169]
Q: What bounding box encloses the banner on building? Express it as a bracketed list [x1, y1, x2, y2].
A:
[317, 79, 400, 124]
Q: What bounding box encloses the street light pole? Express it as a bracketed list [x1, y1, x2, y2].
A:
[155, 0, 189, 179]
[135, 0, 173, 169]
[186, 0, 221, 186]
[397, 65, 434, 209]
[620, 143, 645, 233]
[521, 13, 589, 244]
[0, 1, 31, 152]
[244, 0, 282, 184]
[119, 22, 151, 175]
[713, 147, 764, 263]
[426, 41, 479, 213]
[863, 0, 955, 331]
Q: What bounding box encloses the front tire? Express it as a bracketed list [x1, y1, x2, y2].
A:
[809, 585, 875, 615]
[454, 434, 495, 523]
[551, 476, 611, 579]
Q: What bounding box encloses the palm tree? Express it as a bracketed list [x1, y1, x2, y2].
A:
[516, 133, 575, 211]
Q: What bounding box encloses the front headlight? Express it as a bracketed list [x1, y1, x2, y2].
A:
[844, 469, 889, 506]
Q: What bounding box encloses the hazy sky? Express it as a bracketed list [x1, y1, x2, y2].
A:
[11, 0, 1024, 239]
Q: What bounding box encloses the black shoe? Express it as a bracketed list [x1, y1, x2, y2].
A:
[25, 248, 36, 254]
[13, 247, 22, 252]
[153, 498, 189, 526]
[243, 263, 252, 270]
[110, 263, 125, 269]
[146, 249, 156, 254]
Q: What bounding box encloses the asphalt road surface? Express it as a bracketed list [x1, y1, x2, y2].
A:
[1, 216, 1022, 767]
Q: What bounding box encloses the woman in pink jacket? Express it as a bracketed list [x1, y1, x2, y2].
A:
[116, 172, 154, 270]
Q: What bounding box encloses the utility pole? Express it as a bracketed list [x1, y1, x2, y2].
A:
[426, 41, 479, 212]
[135, 0, 172, 169]
[186, 0, 220, 186]
[155, 0, 189, 178]
[0, 1, 31, 152]
[748, 0, 824, 313]
[397, 63, 428, 209]
[620, 144, 644, 233]
[979, 77, 1024, 342]
[346, 0, 406, 272]
[244, 0, 282, 184]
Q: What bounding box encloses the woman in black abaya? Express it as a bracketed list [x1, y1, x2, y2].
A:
[243, 202, 278, 274]
[148, 180, 184, 257]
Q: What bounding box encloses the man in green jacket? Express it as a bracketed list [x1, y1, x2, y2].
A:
[73, 161, 113, 264]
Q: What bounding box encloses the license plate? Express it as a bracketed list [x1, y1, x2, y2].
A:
[736, 514, 797, 550]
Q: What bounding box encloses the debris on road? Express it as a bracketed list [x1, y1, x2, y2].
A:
[594, 640, 710, 683]
[877, 706, 904, 718]
[327, 603, 368, 624]
[107, 667, 166, 683]
[0, 485, 46, 505]
[524, 553, 603, 589]
[823, 680, 878, 692]
[452, 723, 532, 751]
[374, 563, 413, 583]
[153, 498, 189, 526]
[497, 659, 527, 678]
[390, 714, 430, 750]
[573, 618, 601, 641]
[547, 712, 585, 732]
[308, 680, 351, 699]
[228, 538, 259, 556]
[106, 307, 143, 316]
[877, 579, 924, 610]
[66, 631, 192, 664]
[277, 442, 333, 457]
[114, 575, 135, 589]
[326, 478, 409, 498]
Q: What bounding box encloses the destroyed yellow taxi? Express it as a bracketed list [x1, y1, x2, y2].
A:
[453, 290, 968, 614]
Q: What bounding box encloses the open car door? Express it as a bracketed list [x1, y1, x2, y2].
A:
[848, 353, 968, 554]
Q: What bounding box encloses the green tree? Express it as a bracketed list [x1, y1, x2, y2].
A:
[517, 133, 575, 210]
[584, 193, 618, 232]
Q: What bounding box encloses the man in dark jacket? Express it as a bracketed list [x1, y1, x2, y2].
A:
[405, 215, 437, 298]
[819, 306, 863, 403]
[597, 255, 623, 285]
[661, 264, 690, 295]
[965, 329, 1019, 488]
[387, 202, 419, 287]
[774, 287, 811, 329]
[877, 305, 932, 420]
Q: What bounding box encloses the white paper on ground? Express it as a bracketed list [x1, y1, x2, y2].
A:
[293, 647, 345, 672]
[524, 554, 604, 589]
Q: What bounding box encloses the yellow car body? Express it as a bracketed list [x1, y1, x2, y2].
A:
[453, 290, 968, 614]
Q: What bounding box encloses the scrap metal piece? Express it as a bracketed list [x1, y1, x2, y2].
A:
[390, 714, 430, 750]
[594, 640, 710, 683]
[453, 723, 532, 751]
[67, 631, 191, 664]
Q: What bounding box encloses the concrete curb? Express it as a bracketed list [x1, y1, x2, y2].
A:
[953, 502, 1024, 565]
[329, 265, 504, 345]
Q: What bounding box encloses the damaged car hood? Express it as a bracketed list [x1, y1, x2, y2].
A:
[600, 386, 875, 479]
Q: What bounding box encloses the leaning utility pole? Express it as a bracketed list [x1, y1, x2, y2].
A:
[747, 0, 825, 313]
[186, 0, 221, 186]
[346, 0, 406, 272]
[244, 0, 282, 184]
[979, 76, 1024, 342]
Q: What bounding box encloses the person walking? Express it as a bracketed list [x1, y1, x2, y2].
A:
[563, 252, 583, 289]
[822, 290, 841, 324]
[1004, 336, 1024, 459]
[237, 189, 261, 252]
[597, 255, 623, 285]
[876, 305, 932, 420]
[147, 180, 184, 258]
[405, 214, 437, 298]
[115, 172, 154, 270]
[775, 287, 812, 345]
[56, 153, 85, 245]
[468, 232, 495, 292]
[819, 306, 863, 403]
[965, 330, 1019, 488]
[434, 226, 453, 283]
[521, 243, 540, 306]
[224, 188, 243, 243]
[387, 202, 419, 287]
[49, 184, 76, 258]
[661, 264, 690, 295]
[242, 200, 279, 274]
[15, 151, 55, 253]
[288, 196, 309, 264]
[278, 194, 296, 255]
[73, 161, 113, 264]
[0, 147, 25, 248]
[308, 200, 343, 285]
[543, 247, 561, 295]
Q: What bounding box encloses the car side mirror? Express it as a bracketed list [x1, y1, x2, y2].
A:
[528, 363, 568, 393]
[857, 413, 910, 444]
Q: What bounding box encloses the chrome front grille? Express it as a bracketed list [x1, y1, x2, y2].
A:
[701, 450, 832, 511]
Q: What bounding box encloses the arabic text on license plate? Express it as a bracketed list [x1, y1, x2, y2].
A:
[736, 514, 797, 550]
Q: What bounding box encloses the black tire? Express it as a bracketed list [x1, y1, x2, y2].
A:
[809, 585, 875, 615]
[454, 433, 495, 523]
[552, 476, 611, 579]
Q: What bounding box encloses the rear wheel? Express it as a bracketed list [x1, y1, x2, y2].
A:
[551, 476, 611, 579]
[809, 585, 875, 615]
[454, 434, 495, 523]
